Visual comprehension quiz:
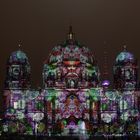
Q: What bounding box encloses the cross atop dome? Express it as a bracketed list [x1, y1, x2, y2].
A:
[18, 44, 22, 50]
[123, 44, 127, 51]
[67, 26, 75, 41]
[18, 40, 22, 50]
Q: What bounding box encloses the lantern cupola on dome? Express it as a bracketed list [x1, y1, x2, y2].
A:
[67, 26, 74, 40]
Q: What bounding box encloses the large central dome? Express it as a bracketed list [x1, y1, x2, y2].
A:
[48, 43, 95, 65]
[45, 27, 95, 65]
[43, 27, 100, 89]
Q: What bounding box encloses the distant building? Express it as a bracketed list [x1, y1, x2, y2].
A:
[2, 27, 140, 136]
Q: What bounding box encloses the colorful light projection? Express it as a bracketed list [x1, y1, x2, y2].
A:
[3, 88, 139, 135]
[113, 47, 138, 91]
[2, 29, 139, 136]
[43, 41, 100, 89]
[5, 50, 31, 89]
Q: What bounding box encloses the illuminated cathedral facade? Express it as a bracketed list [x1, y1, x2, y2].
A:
[2, 27, 140, 136]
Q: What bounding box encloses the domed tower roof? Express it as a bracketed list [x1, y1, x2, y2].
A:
[115, 45, 135, 64]
[8, 49, 29, 64]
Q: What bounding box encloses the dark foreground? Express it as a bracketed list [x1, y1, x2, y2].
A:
[0, 135, 140, 140]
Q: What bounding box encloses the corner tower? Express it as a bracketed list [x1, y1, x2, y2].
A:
[113, 45, 138, 91]
[5, 44, 31, 89]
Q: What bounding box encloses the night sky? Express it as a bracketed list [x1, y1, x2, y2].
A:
[0, 0, 140, 95]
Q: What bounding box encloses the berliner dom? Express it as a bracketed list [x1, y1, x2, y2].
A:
[1, 28, 140, 138]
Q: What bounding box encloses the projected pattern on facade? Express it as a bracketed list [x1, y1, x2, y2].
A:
[2, 27, 140, 136]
